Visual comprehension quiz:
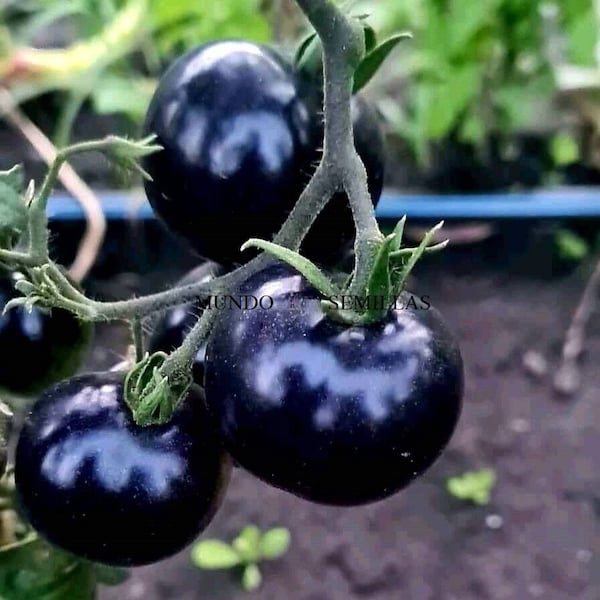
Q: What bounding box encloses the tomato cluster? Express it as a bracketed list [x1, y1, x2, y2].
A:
[12, 40, 463, 568]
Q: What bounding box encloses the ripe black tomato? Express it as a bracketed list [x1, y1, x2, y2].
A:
[300, 94, 386, 263]
[148, 261, 226, 386]
[143, 40, 315, 265]
[0, 271, 92, 396]
[15, 371, 231, 566]
[204, 264, 463, 506]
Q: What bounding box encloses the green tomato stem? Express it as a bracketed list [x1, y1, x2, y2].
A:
[295, 0, 383, 298]
[158, 308, 218, 386]
[131, 318, 144, 363]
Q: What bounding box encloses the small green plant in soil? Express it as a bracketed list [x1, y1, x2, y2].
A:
[191, 525, 291, 591]
[447, 469, 497, 506]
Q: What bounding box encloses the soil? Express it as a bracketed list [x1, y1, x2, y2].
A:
[83, 228, 600, 600]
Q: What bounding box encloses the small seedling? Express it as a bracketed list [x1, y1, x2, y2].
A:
[446, 468, 496, 506]
[191, 525, 291, 591]
[554, 229, 589, 262]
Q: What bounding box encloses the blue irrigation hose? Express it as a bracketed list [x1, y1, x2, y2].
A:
[46, 187, 600, 221]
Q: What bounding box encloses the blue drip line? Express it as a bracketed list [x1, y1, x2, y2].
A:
[46, 188, 600, 221]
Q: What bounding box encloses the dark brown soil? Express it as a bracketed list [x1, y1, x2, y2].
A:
[92, 235, 600, 600]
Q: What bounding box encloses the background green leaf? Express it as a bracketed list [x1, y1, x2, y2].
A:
[555, 229, 589, 261]
[447, 468, 497, 505]
[353, 33, 412, 93]
[242, 564, 262, 591]
[190, 540, 241, 570]
[259, 528, 291, 560]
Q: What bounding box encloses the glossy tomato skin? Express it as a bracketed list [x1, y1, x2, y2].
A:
[0, 272, 92, 396]
[149, 261, 226, 385]
[15, 371, 231, 566]
[300, 94, 386, 263]
[205, 264, 463, 506]
[143, 40, 315, 265]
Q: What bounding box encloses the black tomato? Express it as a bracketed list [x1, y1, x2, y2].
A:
[204, 264, 463, 506]
[143, 40, 315, 265]
[148, 261, 226, 386]
[15, 371, 231, 566]
[300, 94, 386, 263]
[0, 271, 92, 396]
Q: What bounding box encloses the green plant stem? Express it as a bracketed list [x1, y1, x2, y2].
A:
[54, 89, 89, 149]
[29, 139, 128, 263]
[131, 318, 144, 362]
[295, 0, 383, 298]
[160, 308, 217, 383]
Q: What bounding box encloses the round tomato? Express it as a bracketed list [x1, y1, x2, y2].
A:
[15, 371, 231, 566]
[204, 264, 463, 505]
[0, 271, 92, 396]
[143, 40, 315, 265]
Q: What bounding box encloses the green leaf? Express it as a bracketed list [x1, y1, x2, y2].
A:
[151, 0, 270, 58]
[233, 525, 261, 563]
[353, 32, 412, 93]
[446, 468, 496, 506]
[566, 9, 597, 67]
[17, 3, 86, 45]
[259, 528, 291, 560]
[424, 67, 480, 140]
[447, 0, 497, 56]
[39, 562, 96, 600]
[191, 540, 242, 570]
[363, 25, 377, 53]
[0, 534, 43, 572]
[0, 165, 24, 191]
[92, 564, 129, 586]
[91, 76, 154, 121]
[242, 564, 262, 591]
[459, 113, 486, 144]
[294, 32, 318, 66]
[0, 165, 27, 250]
[241, 239, 338, 298]
[294, 33, 323, 83]
[555, 229, 589, 261]
[551, 133, 580, 167]
[0, 536, 96, 600]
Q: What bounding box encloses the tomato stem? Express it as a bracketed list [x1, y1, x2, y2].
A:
[131, 318, 145, 363]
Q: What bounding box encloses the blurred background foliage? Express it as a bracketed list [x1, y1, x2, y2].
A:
[0, 0, 599, 182]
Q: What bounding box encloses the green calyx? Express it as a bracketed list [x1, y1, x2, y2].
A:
[124, 352, 191, 427]
[242, 217, 447, 327]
